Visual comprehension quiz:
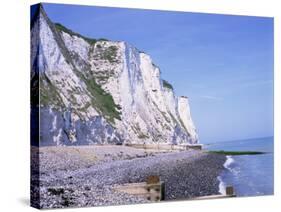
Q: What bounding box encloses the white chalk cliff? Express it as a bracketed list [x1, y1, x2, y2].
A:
[31, 5, 198, 146]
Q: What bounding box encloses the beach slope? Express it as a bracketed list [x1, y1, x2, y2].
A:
[31, 146, 226, 208]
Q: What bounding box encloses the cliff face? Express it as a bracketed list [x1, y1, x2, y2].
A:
[31, 5, 198, 146]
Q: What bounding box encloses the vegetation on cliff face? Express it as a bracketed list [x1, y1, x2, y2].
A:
[33, 5, 198, 144]
[51, 22, 121, 124]
[76, 71, 121, 124]
[163, 80, 173, 90]
[39, 75, 65, 109]
[92, 43, 119, 63]
[40, 67, 121, 124]
[100, 46, 118, 63]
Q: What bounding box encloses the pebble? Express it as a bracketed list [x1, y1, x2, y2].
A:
[31, 146, 226, 208]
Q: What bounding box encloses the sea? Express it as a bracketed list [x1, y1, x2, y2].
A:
[204, 137, 274, 197]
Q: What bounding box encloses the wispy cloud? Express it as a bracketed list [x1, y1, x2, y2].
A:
[239, 80, 273, 88]
[200, 95, 223, 101]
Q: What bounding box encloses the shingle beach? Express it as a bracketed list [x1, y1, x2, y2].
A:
[31, 146, 226, 208]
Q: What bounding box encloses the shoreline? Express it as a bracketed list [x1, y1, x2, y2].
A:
[31, 145, 226, 208]
[217, 155, 234, 195]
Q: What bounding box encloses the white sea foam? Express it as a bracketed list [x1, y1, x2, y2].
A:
[217, 176, 226, 195]
[224, 155, 234, 169]
[218, 156, 236, 194]
[224, 155, 241, 176]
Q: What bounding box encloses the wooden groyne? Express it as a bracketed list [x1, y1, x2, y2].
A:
[115, 175, 235, 202]
[192, 186, 236, 200]
[114, 176, 165, 201]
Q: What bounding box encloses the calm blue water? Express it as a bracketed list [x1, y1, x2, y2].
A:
[204, 137, 274, 197]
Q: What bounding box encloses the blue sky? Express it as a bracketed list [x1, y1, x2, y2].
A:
[43, 3, 274, 143]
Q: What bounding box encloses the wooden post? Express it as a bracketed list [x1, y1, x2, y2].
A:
[226, 186, 234, 196]
[147, 175, 160, 184]
[146, 176, 162, 201]
[161, 181, 165, 200]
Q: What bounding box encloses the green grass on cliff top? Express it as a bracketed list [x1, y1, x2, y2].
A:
[163, 79, 173, 90]
[55, 23, 108, 45]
